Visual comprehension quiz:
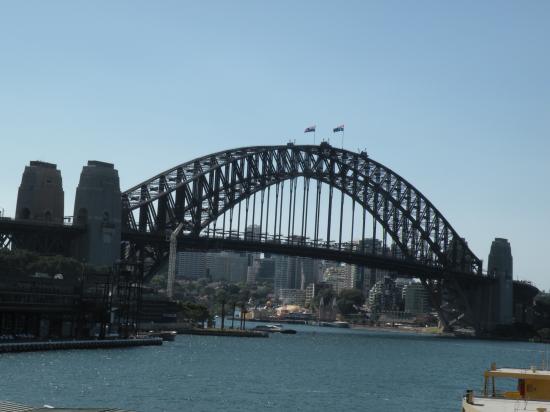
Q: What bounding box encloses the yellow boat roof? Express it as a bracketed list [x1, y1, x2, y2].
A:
[485, 367, 550, 380]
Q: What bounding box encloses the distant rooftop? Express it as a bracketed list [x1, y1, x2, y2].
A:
[29, 161, 57, 169]
[87, 161, 114, 168]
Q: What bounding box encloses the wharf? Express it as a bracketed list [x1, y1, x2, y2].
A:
[0, 338, 162, 353]
[176, 328, 268, 338]
[250, 318, 308, 325]
[0, 400, 134, 411]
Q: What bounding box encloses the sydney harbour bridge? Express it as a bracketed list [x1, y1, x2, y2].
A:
[0, 142, 537, 334]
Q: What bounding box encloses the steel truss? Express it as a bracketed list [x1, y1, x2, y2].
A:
[0, 218, 84, 256]
[122, 142, 482, 276]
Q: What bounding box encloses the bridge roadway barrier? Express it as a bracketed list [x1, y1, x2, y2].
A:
[0, 337, 162, 353]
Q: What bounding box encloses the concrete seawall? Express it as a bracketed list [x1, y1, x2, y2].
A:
[0, 338, 162, 353]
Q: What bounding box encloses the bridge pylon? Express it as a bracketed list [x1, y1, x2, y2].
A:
[73, 161, 122, 267]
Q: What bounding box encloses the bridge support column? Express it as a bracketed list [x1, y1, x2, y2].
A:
[422, 276, 492, 336]
[167, 223, 184, 300]
[16, 161, 64, 224]
[421, 278, 452, 332]
[437, 277, 502, 336]
[73, 161, 122, 267]
[474, 282, 496, 333]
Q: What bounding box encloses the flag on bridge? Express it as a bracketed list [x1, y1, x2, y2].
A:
[333, 125, 344, 133]
[304, 125, 316, 133]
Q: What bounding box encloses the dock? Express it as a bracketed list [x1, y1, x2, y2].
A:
[141, 323, 269, 338]
[0, 400, 135, 411]
[176, 328, 268, 338]
[0, 338, 162, 353]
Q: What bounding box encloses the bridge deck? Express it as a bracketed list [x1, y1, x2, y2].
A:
[122, 230, 490, 282]
[0, 217, 85, 234]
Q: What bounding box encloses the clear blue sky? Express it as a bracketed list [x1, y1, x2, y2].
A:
[1, 1, 549, 288]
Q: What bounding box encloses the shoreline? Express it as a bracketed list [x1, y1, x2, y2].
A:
[0, 337, 162, 353]
[349, 324, 545, 343]
[350, 323, 444, 335]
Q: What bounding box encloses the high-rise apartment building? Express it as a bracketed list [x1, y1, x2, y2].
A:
[488, 238, 513, 325]
[247, 256, 276, 284]
[273, 255, 320, 296]
[368, 277, 403, 313]
[278, 288, 306, 306]
[176, 251, 207, 278]
[176, 251, 249, 282]
[323, 265, 355, 295]
[403, 283, 430, 315]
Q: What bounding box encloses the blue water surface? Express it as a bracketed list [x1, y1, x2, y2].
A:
[1, 324, 548, 412]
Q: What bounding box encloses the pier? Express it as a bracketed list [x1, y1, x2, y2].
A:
[0, 400, 135, 411]
[0, 338, 162, 354]
[175, 328, 268, 338]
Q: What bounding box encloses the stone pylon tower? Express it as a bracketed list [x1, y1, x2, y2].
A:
[488, 238, 513, 325]
[73, 161, 121, 267]
[16, 161, 64, 223]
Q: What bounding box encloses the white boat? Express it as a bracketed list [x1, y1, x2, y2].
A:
[319, 321, 350, 328]
[145, 330, 177, 341]
[253, 324, 297, 334]
[462, 362, 550, 411]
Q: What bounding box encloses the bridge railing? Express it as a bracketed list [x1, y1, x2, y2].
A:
[198, 228, 444, 269]
[0, 214, 77, 227]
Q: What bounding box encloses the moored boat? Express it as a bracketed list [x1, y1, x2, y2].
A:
[145, 330, 177, 341]
[319, 321, 350, 328]
[253, 324, 297, 334]
[462, 362, 550, 411]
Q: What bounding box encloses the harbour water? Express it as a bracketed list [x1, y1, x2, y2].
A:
[1, 323, 547, 412]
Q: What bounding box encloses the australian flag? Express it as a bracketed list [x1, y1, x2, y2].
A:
[333, 125, 344, 133]
[304, 125, 316, 133]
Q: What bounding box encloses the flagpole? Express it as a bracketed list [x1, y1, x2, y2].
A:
[341, 129, 344, 149]
[305, 125, 316, 144]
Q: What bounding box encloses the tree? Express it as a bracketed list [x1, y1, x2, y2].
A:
[237, 289, 251, 330]
[337, 289, 365, 315]
[251, 285, 271, 302]
[177, 301, 210, 324]
[215, 289, 228, 330]
[149, 272, 167, 290]
[203, 286, 215, 297]
[311, 287, 337, 310]
[0, 249, 90, 279]
[227, 288, 240, 329]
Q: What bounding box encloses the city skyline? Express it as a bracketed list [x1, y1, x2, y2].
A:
[1, 1, 549, 288]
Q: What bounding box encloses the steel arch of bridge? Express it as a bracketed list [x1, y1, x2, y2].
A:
[122, 143, 482, 275]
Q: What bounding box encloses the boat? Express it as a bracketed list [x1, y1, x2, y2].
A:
[462, 362, 550, 411]
[253, 324, 297, 334]
[145, 330, 177, 341]
[318, 321, 350, 328]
